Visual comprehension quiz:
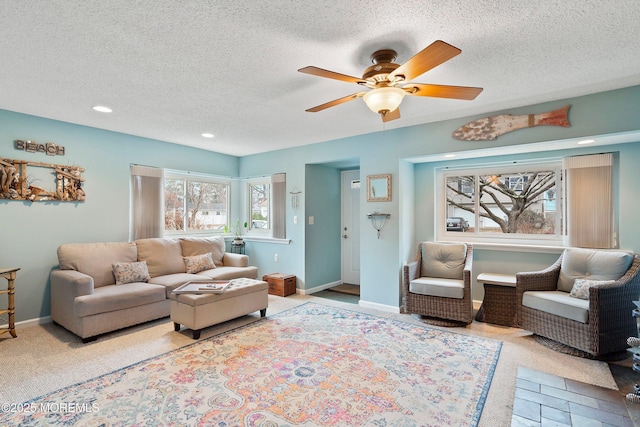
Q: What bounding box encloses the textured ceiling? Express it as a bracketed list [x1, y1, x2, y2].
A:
[1, 1, 640, 156]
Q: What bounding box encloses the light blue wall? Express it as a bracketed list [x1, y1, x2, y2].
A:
[3, 85, 640, 323]
[0, 110, 238, 322]
[304, 164, 342, 288]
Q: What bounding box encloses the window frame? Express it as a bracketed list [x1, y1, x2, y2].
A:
[246, 177, 272, 235]
[436, 160, 563, 246]
[163, 170, 231, 236]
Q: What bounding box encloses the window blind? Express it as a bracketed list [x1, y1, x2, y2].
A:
[130, 165, 164, 241]
[563, 153, 614, 248]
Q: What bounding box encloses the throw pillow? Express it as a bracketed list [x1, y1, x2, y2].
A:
[184, 252, 215, 274]
[568, 278, 615, 300]
[112, 261, 150, 285]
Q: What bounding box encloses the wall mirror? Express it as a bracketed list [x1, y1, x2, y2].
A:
[366, 174, 391, 202]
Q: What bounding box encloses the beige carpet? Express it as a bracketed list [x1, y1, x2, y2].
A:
[0, 294, 617, 426]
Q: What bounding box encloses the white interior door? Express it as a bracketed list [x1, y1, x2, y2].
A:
[341, 170, 360, 285]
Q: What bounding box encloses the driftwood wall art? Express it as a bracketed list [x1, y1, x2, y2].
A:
[0, 157, 85, 202]
[452, 105, 570, 141]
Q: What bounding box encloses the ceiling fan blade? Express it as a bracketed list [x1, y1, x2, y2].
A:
[390, 40, 461, 82]
[403, 83, 483, 100]
[298, 66, 366, 85]
[381, 107, 401, 122]
[305, 92, 366, 112]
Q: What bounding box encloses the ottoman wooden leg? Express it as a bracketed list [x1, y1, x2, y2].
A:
[174, 322, 181, 332]
[192, 329, 201, 339]
[260, 308, 267, 317]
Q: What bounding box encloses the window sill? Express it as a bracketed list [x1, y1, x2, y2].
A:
[438, 239, 566, 254]
[226, 236, 291, 245]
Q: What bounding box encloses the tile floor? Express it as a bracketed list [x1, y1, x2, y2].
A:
[512, 367, 633, 426]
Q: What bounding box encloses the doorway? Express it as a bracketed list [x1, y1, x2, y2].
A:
[340, 170, 360, 294]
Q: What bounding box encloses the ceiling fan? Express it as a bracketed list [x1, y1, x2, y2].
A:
[298, 40, 483, 122]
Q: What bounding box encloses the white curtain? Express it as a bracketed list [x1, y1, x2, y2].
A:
[272, 173, 286, 239]
[563, 153, 614, 248]
[130, 165, 164, 241]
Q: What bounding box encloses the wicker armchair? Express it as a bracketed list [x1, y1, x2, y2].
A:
[402, 242, 473, 326]
[516, 250, 640, 357]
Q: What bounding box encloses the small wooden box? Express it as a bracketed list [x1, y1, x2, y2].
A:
[263, 273, 296, 297]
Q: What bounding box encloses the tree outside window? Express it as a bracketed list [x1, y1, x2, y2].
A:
[164, 175, 229, 234]
[249, 181, 270, 230]
[445, 168, 559, 236]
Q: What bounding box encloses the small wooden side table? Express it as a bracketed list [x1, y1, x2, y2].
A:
[0, 267, 20, 338]
[475, 273, 518, 327]
[263, 273, 296, 297]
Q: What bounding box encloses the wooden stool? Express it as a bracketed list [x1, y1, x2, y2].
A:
[0, 267, 20, 338]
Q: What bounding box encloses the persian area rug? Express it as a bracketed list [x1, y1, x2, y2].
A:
[1, 303, 502, 426]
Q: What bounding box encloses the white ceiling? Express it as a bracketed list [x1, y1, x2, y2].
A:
[1, 1, 639, 157]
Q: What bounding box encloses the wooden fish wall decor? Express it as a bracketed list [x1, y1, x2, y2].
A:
[452, 105, 570, 141]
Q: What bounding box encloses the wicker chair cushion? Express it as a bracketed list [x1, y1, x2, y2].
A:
[421, 242, 467, 279]
[557, 248, 633, 292]
[409, 277, 465, 299]
[523, 290, 590, 323]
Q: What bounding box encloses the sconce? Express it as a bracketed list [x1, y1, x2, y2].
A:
[290, 187, 302, 210]
[367, 211, 390, 239]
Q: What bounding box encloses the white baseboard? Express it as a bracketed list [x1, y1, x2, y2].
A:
[0, 315, 51, 331]
[358, 300, 400, 314]
[298, 281, 401, 314]
[297, 280, 342, 295]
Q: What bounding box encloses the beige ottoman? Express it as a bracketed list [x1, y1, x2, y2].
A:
[170, 278, 268, 339]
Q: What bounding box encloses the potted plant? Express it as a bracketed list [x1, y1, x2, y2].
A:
[224, 219, 247, 244]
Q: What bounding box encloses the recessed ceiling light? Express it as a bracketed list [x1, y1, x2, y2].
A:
[202, 133, 215, 138]
[92, 105, 112, 113]
[577, 139, 595, 145]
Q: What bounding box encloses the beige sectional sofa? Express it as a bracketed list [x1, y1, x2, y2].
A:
[50, 236, 258, 342]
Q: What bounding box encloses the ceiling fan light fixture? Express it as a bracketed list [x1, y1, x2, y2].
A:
[363, 87, 405, 114]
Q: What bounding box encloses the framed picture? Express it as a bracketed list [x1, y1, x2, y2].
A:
[366, 174, 391, 202]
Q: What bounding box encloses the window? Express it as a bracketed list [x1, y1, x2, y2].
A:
[439, 162, 562, 244]
[164, 171, 230, 235]
[248, 178, 271, 231]
[244, 173, 286, 239]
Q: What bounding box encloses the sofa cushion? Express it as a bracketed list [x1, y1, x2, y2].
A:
[136, 238, 185, 277]
[421, 242, 467, 279]
[58, 242, 137, 288]
[569, 278, 615, 300]
[184, 253, 215, 274]
[74, 283, 166, 318]
[180, 237, 226, 266]
[196, 266, 259, 281]
[112, 261, 151, 285]
[557, 248, 633, 292]
[522, 290, 590, 323]
[148, 273, 209, 298]
[409, 277, 465, 299]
